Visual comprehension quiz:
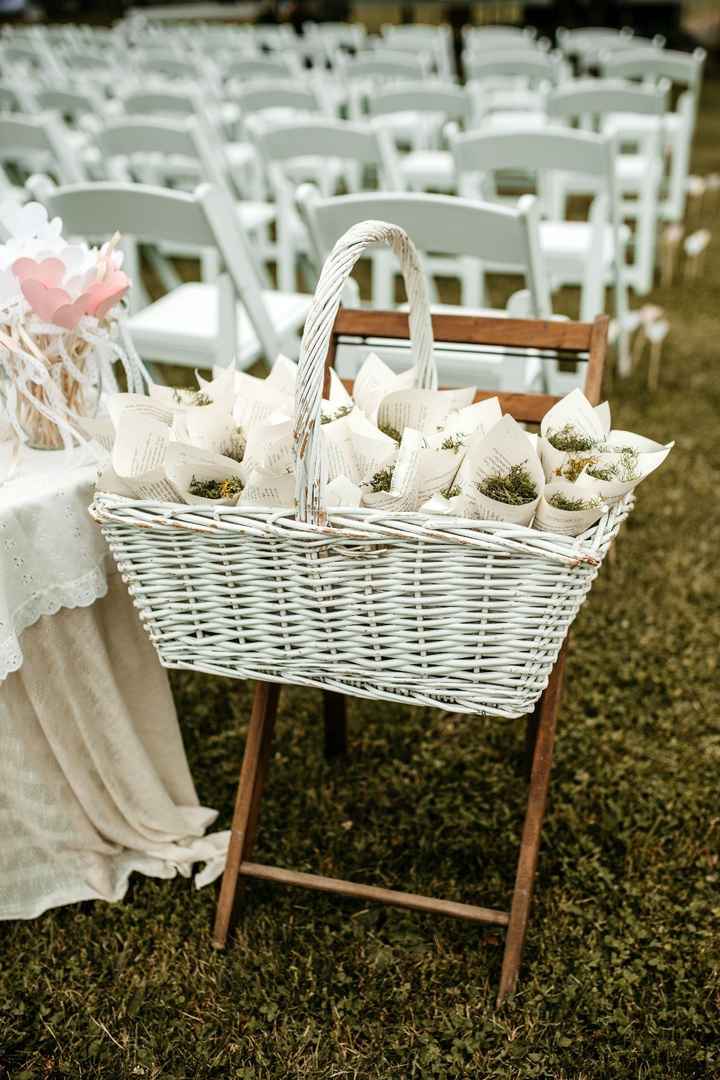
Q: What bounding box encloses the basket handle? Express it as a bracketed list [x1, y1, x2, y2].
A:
[295, 219, 436, 525]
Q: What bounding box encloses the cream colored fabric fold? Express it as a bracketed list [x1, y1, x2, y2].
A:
[0, 571, 227, 920]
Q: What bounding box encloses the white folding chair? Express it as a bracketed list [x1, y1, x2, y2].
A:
[545, 79, 668, 295]
[38, 181, 311, 371]
[298, 186, 554, 392]
[341, 53, 431, 121]
[379, 23, 455, 79]
[302, 21, 367, 69]
[599, 48, 706, 222]
[94, 115, 278, 297]
[452, 128, 631, 373]
[465, 51, 566, 130]
[227, 80, 327, 197]
[251, 117, 403, 292]
[0, 114, 86, 207]
[367, 83, 472, 194]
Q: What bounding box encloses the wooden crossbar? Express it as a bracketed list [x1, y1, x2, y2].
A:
[238, 862, 510, 926]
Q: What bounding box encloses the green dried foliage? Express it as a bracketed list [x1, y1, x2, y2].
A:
[548, 492, 600, 512]
[321, 405, 353, 425]
[440, 484, 461, 499]
[188, 474, 244, 500]
[378, 422, 402, 444]
[547, 422, 597, 452]
[441, 434, 464, 452]
[368, 465, 394, 493]
[172, 388, 213, 407]
[587, 448, 640, 484]
[560, 455, 595, 483]
[586, 461, 618, 482]
[478, 464, 538, 506]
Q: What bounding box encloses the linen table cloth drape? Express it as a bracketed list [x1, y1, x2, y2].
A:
[0, 446, 227, 920]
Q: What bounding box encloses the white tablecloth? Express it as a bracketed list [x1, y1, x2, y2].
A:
[0, 446, 109, 681]
[0, 446, 227, 919]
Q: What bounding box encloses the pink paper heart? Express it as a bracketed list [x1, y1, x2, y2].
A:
[21, 279, 72, 323]
[12, 257, 66, 288]
[83, 270, 129, 319]
[52, 296, 90, 330]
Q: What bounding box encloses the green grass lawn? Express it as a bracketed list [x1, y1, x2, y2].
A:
[2, 83, 720, 1080]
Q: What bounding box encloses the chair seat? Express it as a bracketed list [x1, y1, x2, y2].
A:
[128, 281, 311, 368]
[539, 220, 629, 263]
[400, 150, 455, 192]
[603, 111, 681, 140]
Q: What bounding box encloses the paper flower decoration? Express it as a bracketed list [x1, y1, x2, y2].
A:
[0, 200, 137, 451]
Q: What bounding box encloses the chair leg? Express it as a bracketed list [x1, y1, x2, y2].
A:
[212, 680, 280, 949]
[497, 640, 568, 1005]
[323, 690, 348, 760]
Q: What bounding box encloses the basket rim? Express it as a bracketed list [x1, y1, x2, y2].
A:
[90, 492, 633, 568]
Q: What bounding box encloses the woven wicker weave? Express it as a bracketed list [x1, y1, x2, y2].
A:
[92, 220, 629, 719]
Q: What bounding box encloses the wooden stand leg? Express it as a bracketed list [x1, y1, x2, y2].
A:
[523, 699, 542, 780]
[323, 690, 348, 759]
[212, 680, 280, 949]
[497, 641, 568, 1004]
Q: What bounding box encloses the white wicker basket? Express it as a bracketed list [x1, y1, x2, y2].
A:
[92, 220, 630, 719]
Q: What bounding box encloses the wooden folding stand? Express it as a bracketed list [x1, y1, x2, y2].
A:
[212, 310, 608, 1005]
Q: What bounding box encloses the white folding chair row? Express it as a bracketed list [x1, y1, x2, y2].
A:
[35, 180, 310, 372]
[545, 79, 668, 295]
[452, 127, 630, 373]
[298, 187, 554, 392]
[599, 47, 706, 222]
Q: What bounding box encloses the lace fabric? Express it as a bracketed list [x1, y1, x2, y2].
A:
[0, 444, 109, 680]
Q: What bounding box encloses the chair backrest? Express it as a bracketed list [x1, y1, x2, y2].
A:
[599, 47, 706, 95]
[33, 87, 103, 123]
[119, 88, 199, 118]
[453, 127, 614, 184]
[464, 51, 559, 84]
[462, 25, 538, 51]
[96, 116, 228, 192]
[0, 113, 85, 183]
[132, 53, 205, 82]
[57, 46, 111, 72]
[39, 181, 280, 364]
[223, 55, 299, 83]
[297, 187, 552, 317]
[343, 52, 428, 82]
[232, 81, 321, 118]
[251, 117, 403, 190]
[545, 78, 669, 124]
[367, 83, 472, 126]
